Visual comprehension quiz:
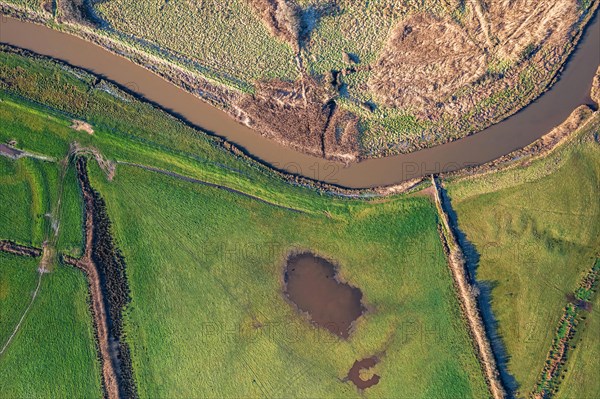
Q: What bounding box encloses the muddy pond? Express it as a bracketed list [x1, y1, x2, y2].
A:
[347, 357, 381, 390]
[284, 253, 365, 339]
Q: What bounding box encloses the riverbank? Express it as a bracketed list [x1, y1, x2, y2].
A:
[443, 117, 600, 396]
[1, 1, 597, 160]
[0, 7, 599, 188]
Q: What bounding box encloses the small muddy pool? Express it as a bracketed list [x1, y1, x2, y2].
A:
[284, 252, 365, 338]
[0, 144, 23, 159]
[347, 357, 381, 390]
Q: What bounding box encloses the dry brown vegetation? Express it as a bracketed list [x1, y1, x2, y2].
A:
[246, 0, 304, 50]
[369, 13, 487, 112]
[591, 66, 600, 104]
[237, 76, 360, 160]
[56, 0, 100, 26]
[0, 0, 594, 160]
[432, 177, 505, 399]
[0, 240, 42, 257]
[66, 157, 136, 399]
[370, 0, 581, 116]
[70, 119, 94, 134]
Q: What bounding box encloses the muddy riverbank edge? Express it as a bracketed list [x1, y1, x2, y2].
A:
[2, 41, 597, 197]
[0, 16, 598, 192]
[442, 102, 599, 184]
[0, 1, 598, 161]
[0, 42, 425, 197]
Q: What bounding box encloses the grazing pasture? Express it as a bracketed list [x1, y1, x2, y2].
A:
[446, 117, 600, 396]
[88, 161, 489, 398]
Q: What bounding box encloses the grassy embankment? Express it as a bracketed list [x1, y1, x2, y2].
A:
[445, 116, 600, 397]
[0, 154, 100, 396]
[555, 291, 600, 399]
[1, 49, 490, 397]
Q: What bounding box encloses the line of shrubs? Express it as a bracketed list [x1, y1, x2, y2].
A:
[77, 157, 138, 399]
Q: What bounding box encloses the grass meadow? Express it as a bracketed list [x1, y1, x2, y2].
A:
[0, 48, 491, 397]
[0, 253, 103, 398]
[95, 0, 297, 88]
[446, 117, 600, 396]
[0, 156, 56, 247]
[0, 91, 99, 396]
[88, 161, 489, 398]
[555, 292, 600, 399]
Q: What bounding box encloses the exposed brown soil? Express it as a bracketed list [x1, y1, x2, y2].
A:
[70, 119, 94, 134]
[432, 177, 505, 399]
[56, 0, 102, 27]
[69, 158, 120, 399]
[63, 157, 137, 399]
[0, 143, 24, 159]
[591, 66, 600, 104]
[284, 252, 365, 339]
[346, 356, 381, 390]
[71, 143, 115, 180]
[566, 293, 593, 311]
[0, 240, 42, 257]
[246, 0, 303, 51]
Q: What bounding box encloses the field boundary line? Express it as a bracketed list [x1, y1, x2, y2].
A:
[432, 176, 506, 399]
[117, 161, 307, 214]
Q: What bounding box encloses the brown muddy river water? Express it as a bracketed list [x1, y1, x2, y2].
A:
[0, 13, 598, 188]
[284, 253, 365, 338]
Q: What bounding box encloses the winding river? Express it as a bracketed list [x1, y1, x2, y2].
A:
[0, 13, 598, 188]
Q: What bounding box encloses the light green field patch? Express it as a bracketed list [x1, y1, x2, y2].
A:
[446, 120, 600, 395]
[0, 157, 57, 247]
[89, 162, 489, 398]
[555, 292, 600, 399]
[0, 253, 102, 398]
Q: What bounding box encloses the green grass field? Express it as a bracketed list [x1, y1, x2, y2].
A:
[0, 253, 102, 398]
[0, 49, 491, 397]
[555, 293, 600, 399]
[446, 118, 600, 396]
[0, 156, 57, 247]
[0, 85, 100, 396]
[88, 161, 489, 398]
